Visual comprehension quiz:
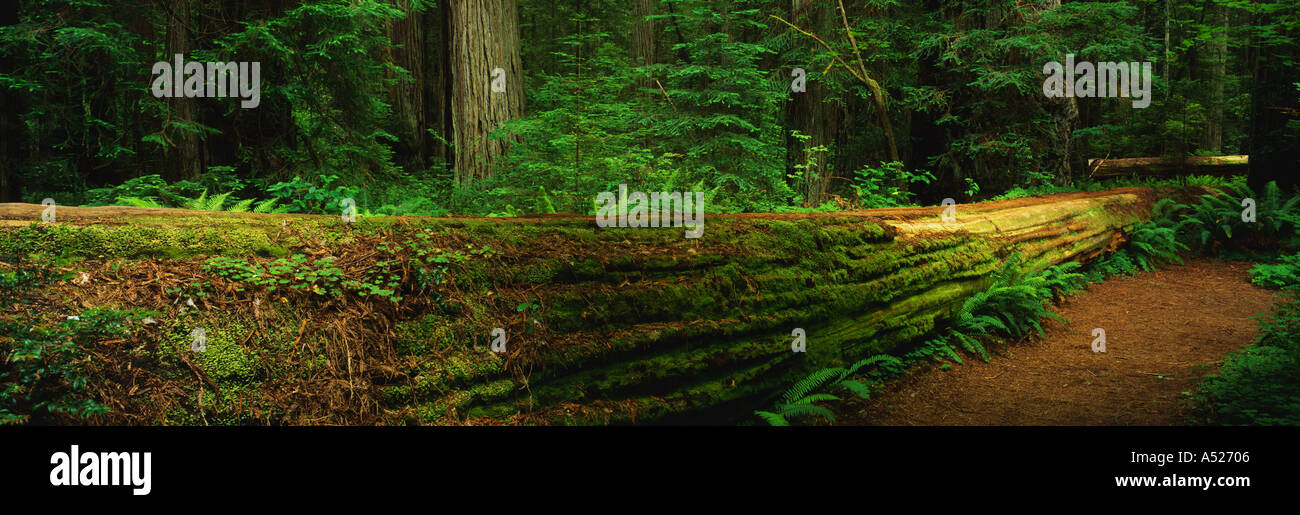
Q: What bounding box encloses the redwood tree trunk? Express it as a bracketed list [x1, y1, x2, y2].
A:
[788, 0, 844, 206]
[1203, 4, 1227, 153]
[1247, 18, 1300, 191]
[166, 0, 202, 180]
[389, 0, 428, 175]
[631, 0, 656, 92]
[445, 0, 525, 185]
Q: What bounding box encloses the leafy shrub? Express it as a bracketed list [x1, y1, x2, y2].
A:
[86, 171, 285, 213]
[849, 161, 936, 208]
[265, 174, 361, 214]
[1249, 253, 1300, 290]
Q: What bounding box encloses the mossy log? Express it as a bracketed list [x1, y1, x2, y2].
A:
[0, 188, 1158, 425]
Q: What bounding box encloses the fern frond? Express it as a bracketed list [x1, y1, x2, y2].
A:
[115, 196, 166, 208]
[754, 411, 789, 426]
[781, 368, 842, 404]
[793, 393, 840, 404]
[778, 402, 836, 422]
[837, 380, 873, 399]
[228, 198, 255, 213]
[846, 354, 902, 376]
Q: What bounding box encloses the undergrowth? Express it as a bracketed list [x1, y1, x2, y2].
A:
[1178, 181, 1300, 425]
[755, 255, 1084, 426]
[0, 257, 152, 424]
[1194, 290, 1300, 425]
[1197, 250, 1300, 425]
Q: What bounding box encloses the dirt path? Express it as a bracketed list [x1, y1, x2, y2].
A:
[837, 258, 1279, 426]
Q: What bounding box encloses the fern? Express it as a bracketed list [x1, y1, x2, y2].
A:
[757, 354, 901, 425]
[837, 380, 874, 399]
[780, 368, 842, 405]
[754, 411, 789, 426]
[846, 354, 902, 376]
[253, 198, 284, 214]
[114, 196, 166, 208]
[228, 198, 255, 213]
[776, 402, 836, 422]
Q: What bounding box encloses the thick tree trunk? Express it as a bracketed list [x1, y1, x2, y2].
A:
[165, 0, 202, 181]
[389, 0, 428, 175]
[445, 0, 525, 185]
[1042, 0, 1078, 184]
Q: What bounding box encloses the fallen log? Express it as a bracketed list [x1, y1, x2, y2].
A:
[1088, 155, 1248, 178]
[0, 188, 1160, 425]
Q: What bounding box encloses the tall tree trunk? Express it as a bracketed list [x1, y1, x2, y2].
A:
[389, 0, 427, 175]
[165, 0, 202, 180]
[0, 4, 17, 202]
[631, 0, 657, 92]
[428, 2, 453, 171]
[1247, 16, 1300, 191]
[1041, 0, 1078, 184]
[1202, 3, 1227, 153]
[1170, 0, 1180, 91]
[788, 0, 843, 206]
[445, 0, 525, 185]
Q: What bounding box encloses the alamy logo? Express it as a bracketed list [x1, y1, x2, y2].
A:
[152, 54, 260, 108]
[50, 445, 152, 496]
[1043, 54, 1152, 108]
[595, 184, 705, 238]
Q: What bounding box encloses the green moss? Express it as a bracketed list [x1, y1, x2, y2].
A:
[164, 318, 258, 385]
[0, 222, 286, 259]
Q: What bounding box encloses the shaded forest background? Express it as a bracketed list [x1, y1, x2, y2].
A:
[0, 0, 1296, 216]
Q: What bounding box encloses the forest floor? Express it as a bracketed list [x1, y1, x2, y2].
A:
[836, 258, 1278, 426]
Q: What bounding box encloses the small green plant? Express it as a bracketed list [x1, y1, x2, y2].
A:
[204, 254, 348, 296]
[516, 297, 541, 313]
